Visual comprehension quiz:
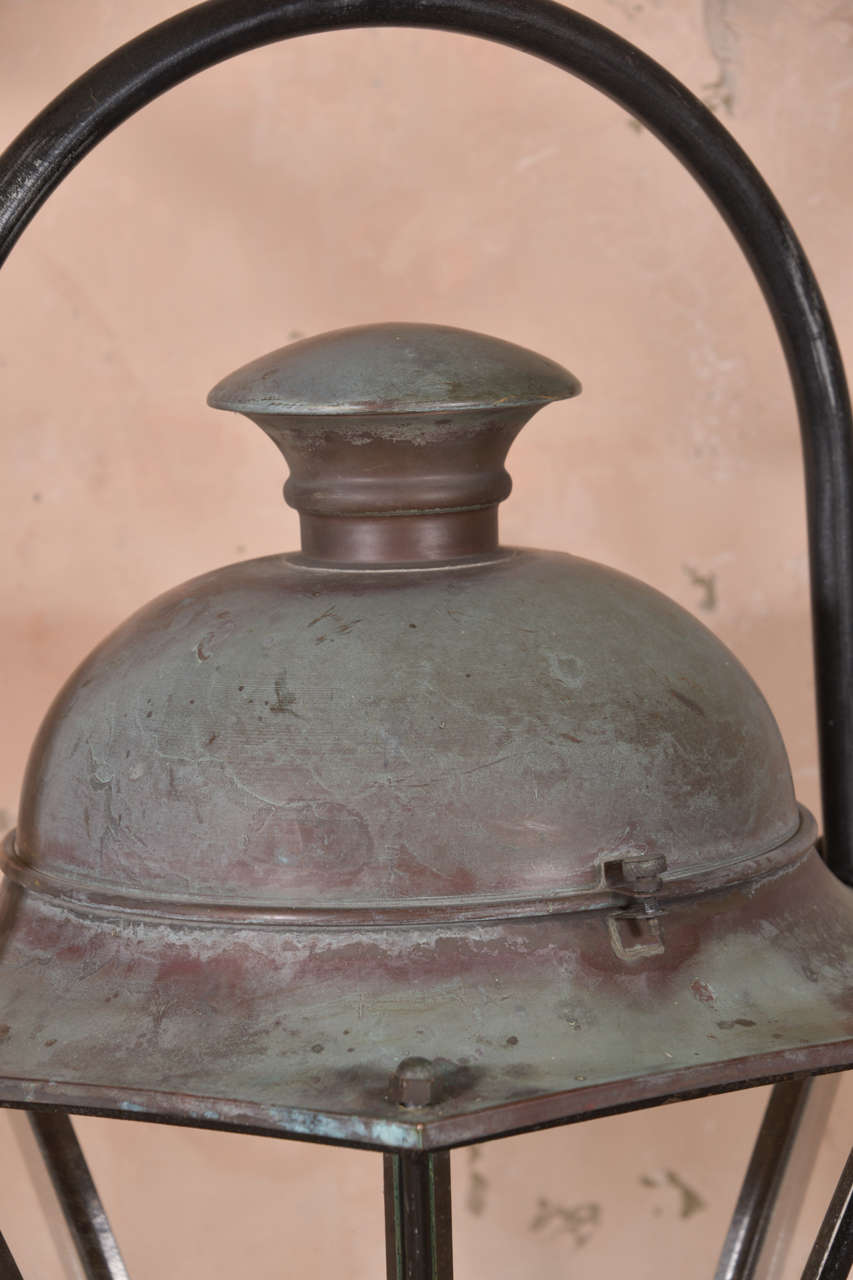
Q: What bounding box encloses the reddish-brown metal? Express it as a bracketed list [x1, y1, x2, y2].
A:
[0, 846, 849, 1151]
[208, 323, 581, 567]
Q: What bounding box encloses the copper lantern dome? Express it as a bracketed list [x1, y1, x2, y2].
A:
[0, 320, 848, 1153]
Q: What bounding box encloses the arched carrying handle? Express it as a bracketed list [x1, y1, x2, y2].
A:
[1, 0, 851, 885]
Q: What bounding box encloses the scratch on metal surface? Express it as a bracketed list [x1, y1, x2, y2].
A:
[308, 605, 336, 628]
[394, 753, 520, 789]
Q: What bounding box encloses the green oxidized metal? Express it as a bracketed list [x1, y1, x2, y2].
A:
[0, 324, 850, 1150]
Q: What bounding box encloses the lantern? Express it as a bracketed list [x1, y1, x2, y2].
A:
[0, 4, 850, 1278]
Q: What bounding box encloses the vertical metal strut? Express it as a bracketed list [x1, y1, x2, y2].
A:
[802, 1146, 853, 1280]
[715, 1076, 838, 1280]
[26, 1111, 130, 1280]
[384, 1150, 453, 1280]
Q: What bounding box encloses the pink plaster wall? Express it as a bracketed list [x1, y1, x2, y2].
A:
[0, 2, 851, 1275]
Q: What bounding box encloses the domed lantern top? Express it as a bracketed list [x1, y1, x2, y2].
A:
[0, 323, 849, 1150]
[9, 324, 802, 919]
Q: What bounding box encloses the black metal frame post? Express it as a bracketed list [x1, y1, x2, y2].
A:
[384, 1151, 453, 1280]
[715, 1076, 839, 1280]
[26, 1112, 130, 1280]
[802, 1144, 853, 1280]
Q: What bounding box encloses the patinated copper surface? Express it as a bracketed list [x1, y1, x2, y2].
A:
[0, 324, 850, 1150]
[0, 850, 849, 1150]
[209, 324, 581, 567]
[8, 551, 803, 916]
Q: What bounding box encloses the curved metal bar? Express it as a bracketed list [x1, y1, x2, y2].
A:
[1, 0, 851, 882]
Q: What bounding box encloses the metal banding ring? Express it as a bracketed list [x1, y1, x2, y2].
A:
[0, 810, 817, 929]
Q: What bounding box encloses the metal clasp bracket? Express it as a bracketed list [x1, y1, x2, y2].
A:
[602, 853, 668, 961]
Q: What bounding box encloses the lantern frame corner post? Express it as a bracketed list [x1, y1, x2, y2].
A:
[384, 1148, 454, 1280]
[802, 1143, 853, 1280]
[21, 1109, 130, 1280]
[714, 1075, 839, 1280]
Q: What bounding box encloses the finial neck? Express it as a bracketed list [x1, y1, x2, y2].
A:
[297, 509, 500, 565]
[249, 404, 531, 567]
[207, 323, 581, 567]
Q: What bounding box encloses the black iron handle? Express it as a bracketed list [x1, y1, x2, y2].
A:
[1, 0, 851, 884]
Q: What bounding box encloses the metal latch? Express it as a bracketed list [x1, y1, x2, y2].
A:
[601, 853, 667, 961]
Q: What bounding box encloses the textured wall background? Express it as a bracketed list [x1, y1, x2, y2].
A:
[0, 1, 851, 1276]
